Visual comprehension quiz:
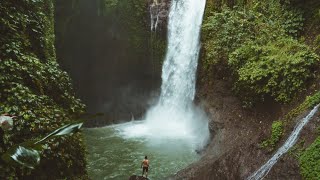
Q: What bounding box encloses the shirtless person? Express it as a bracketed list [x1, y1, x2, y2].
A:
[141, 156, 149, 178]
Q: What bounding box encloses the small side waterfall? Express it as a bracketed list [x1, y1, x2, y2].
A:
[150, 0, 169, 32]
[248, 104, 320, 180]
[150, 0, 160, 31]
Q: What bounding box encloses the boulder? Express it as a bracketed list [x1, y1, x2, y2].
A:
[128, 175, 149, 180]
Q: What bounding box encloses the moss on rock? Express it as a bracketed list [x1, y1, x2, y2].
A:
[261, 120, 284, 149]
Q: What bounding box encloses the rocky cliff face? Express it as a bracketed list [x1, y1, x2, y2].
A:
[149, 0, 170, 35]
[170, 0, 320, 179]
[55, 0, 319, 178]
[55, 0, 167, 126]
[172, 78, 320, 179]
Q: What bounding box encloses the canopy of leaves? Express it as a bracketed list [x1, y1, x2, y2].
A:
[0, 0, 87, 179]
[299, 136, 320, 179]
[2, 122, 83, 170]
[201, 1, 319, 106]
[230, 38, 319, 104]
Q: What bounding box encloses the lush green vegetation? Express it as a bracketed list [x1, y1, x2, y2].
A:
[284, 91, 320, 123]
[258, 91, 320, 177]
[0, 0, 319, 178]
[294, 91, 320, 180]
[299, 136, 320, 179]
[261, 91, 320, 148]
[203, 1, 320, 177]
[202, 0, 319, 106]
[261, 121, 284, 149]
[0, 0, 87, 179]
[229, 38, 318, 104]
[260, 92, 320, 151]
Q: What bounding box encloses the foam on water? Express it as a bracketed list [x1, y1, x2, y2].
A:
[117, 0, 209, 149]
[85, 1, 209, 178]
[115, 104, 209, 146]
[84, 124, 199, 179]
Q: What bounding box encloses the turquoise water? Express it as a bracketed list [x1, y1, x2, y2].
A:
[83, 121, 199, 180]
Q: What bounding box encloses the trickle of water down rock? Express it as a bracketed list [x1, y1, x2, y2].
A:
[248, 104, 320, 180]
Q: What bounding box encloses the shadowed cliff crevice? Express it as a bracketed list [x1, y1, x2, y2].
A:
[54, 0, 166, 126]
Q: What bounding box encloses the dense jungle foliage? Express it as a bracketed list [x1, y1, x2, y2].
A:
[202, 0, 320, 106]
[0, 0, 87, 178]
[299, 136, 320, 179]
[202, 0, 320, 179]
[1, 0, 320, 179]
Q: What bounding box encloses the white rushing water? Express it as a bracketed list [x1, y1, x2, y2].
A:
[119, 0, 209, 149]
[84, 123, 199, 180]
[248, 104, 320, 180]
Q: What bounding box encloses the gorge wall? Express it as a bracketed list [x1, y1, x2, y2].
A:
[173, 0, 320, 179]
[54, 0, 320, 178]
[1, 0, 319, 179]
[54, 0, 167, 126]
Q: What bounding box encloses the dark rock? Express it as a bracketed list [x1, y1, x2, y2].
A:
[128, 175, 148, 180]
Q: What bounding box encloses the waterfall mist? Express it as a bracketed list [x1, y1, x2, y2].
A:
[118, 0, 209, 149]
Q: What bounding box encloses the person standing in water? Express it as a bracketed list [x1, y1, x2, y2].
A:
[141, 155, 149, 178]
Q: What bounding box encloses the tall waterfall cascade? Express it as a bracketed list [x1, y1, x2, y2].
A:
[121, 0, 209, 149]
[248, 104, 320, 180]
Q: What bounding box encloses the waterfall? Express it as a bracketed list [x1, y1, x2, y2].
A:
[145, 0, 209, 147]
[247, 104, 320, 180]
[120, 0, 209, 149]
[159, 0, 203, 108]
